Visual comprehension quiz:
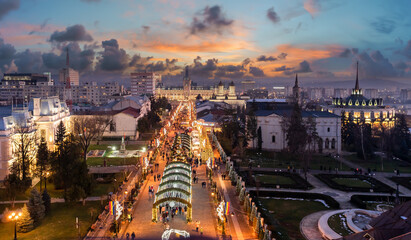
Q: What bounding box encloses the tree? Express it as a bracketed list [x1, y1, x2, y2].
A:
[28, 188, 45, 226]
[42, 189, 51, 215]
[51, 134, 93, 202]
[72, 115, 112, 162]
[392, 114, 411, 159]
[3, 173, 27, 207]
[35, 137, 49, 192]
[341, 112, 356, 150]
[284, 103, 308, 154]
[257, 126, 263, 151]
[246, 111, 258, 148]
[55, 121, 67, 147]
[137, 116, 151, 133]
[11, 125, 37, 182]
[17, 204, 34, 233]
[52, 121, 67, 191]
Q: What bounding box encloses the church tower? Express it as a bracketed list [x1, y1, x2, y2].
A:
[352, 62, 362, 96]
[292, 74, 301, 105]
[183, 66, 191, 100]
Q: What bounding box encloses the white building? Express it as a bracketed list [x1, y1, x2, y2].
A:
[252, 109, 341, 154]
[29, 96, 71, 149]
[131, 72, 161, 96]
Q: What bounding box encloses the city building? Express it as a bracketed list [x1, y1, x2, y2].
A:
[131, 72, 161, 96]
[59, 49, 79, 86]
[1, 73, 53, 87]
[240, 79, 256, 93]
[251, 101, 341, 153]
[271, 86, 287, 98]
[246, 89, 268, 99]
[324, 63, 396, 129]
[29, 96, 71, 149]
[364, 89, 378, 99]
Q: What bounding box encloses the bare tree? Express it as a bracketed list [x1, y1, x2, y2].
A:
[11, 124, 38, 181]
[72, 115, 112, 162]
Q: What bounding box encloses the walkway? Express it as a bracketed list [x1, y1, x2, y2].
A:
[300, 210, 331, 240]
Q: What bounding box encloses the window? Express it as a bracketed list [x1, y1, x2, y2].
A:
[109, 122, 116, 132]
[331, 139, 336, 149]
[325, 138, 329, 149]
[327, 127, 330, 132]
[272, 135, 276, 143]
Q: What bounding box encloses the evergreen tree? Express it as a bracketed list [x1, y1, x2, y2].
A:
[28, 188, 45, 226]
[392, 114, 411, 158]
[257, 126, 263, 151]
[17, 204, 34, 233]
[52, 121, 67, 190]
[341, 112, 356, 148]
[36, 137, 49, 191]
[285, 103, 308, 154]
[246, 110, 258, 148]
[42, 189, 51, 215]
[55, 121, 66, 147]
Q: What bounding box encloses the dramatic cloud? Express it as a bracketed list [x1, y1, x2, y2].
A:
[278, 53, 287, 60]
[394, 61, 409, 76]
[371, 17, 396, 34]
[355, 50, 397, 78]
[249, 66, 265, 77]
[339, 48, 351, 58]
[139, 58, 181, 73]
[142, 25, 150, 34]
[257, 55, 277, 62]
[14, 49, 44, 73]
[304, 0, 321, 18]
[0, 0, 19, 21]
[42, 43, 95, 72]
[267, 7, 280, 24]
[97, 39, 129, 71]
[284, 60, 312, 75]
[49, 24, 93, 42]
[189, 5, 233, 35]
[0, 38, 16, 72]
[401, 40, 411, 59]
[274, 65, 292, 72]
[190, 57, 218, 77]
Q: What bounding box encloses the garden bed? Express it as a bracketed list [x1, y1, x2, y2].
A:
[239, 171, 313, 190]
[249, 190, 339, 240]
[315, 174, 394, 193]
[390, 177, 411, 190]
[350, 194, 411, 209]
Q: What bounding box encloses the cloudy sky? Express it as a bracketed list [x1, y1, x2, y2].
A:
[0, 0, 411, 84]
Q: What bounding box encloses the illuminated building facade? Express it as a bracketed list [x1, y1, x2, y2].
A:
[324, 63, 396, 129]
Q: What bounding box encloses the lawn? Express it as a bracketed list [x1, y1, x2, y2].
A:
[86, 157, 139, 166]
[390, 177, 411, 190]
[255, 174, 295, 185]
[241, 150, 351, 171]
[0, 201, 105, 240]
[259, 198, 329, 240]
[345, 154, 411, 173]
[89, 144, 146, 152]
[328, 213, 354, 237]
[333, 178, 373, 188]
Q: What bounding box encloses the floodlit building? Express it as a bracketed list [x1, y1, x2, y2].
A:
[131, 72, 161, 96]
[324, 63, 396, 129]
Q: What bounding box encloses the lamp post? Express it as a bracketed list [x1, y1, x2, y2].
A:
[44, 171, 50, 190]
[8, 211, 22, 240]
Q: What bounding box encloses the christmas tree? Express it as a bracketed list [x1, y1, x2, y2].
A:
[17, 204, 34, 233]
[28, 188, 45, 225]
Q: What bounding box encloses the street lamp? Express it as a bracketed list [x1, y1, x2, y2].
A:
[45, 171, 50, 190]
[8, 211, 22, 240]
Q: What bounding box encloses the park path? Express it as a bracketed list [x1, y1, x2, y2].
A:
[300, 210, 332, 240]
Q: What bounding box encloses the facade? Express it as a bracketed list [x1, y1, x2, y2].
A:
[254, 109, 341, 153]
[71, 81, 124, 106]
[131, 72, 161, 96]
[324, 64, 396, 129]
[59, 68, 79, 86]
[29, 96, 71, 149]
[0, 73, 53, 87]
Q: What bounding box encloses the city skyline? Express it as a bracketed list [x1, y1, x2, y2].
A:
[0, 0, 411, 84]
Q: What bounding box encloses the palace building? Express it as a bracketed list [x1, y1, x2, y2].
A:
[323, 63, 396, 129]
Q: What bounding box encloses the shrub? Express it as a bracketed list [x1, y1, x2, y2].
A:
[315, 174, 393, 193]
[350, 194, 411, 209]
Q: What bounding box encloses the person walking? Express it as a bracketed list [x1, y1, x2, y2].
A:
[200, 227, 203, 236]
[196, 220, 200, 232]
[131, 232, 135, 240]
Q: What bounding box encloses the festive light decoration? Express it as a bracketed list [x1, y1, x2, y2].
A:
[217, 201, 225, 221]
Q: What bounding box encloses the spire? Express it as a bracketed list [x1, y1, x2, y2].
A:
[66, 48, 69, 67]
[184, 66, 189, 78]
[294, 74, 298, 88]
[355, 61, 359, 90]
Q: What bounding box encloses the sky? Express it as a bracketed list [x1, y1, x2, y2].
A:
[0, 0, 411, 86]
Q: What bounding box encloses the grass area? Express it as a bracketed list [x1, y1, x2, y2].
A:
[345, 154, 411, 173]
[333, 178, 373, 188]
[29, 181, 63, 198]
[328, 213, 355, 237]
[0, 201, 105, 240]
[390, 177, 411, 190]
[0, 189, 27, 201]
[89, 144, 145, 151]
[259, 198, 328, 240]
[241, 150, 351, 171]
[86, 157, 139, 166]
[255, 175, 295, 185]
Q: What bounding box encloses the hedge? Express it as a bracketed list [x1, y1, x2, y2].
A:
[239, 170, 313, 190]
[350, 194, 411, 209]
[315, 174, 394, 193]
[390, 177, 411, 191]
